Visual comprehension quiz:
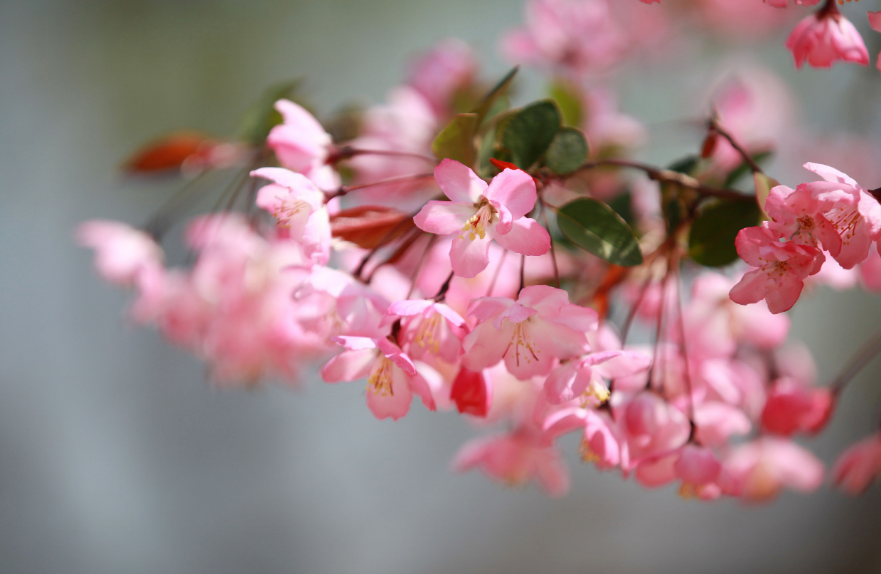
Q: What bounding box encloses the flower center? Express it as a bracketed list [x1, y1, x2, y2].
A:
[273, 197, 311, 227]
[503, 321, 541, 367]
[367, 357, 394, 397]
[460, 199, 496, 241]
[413, 312, 442, 354]
[828, 205, 860, 245]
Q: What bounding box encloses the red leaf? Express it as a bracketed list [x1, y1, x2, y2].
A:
[123, 131, 215, 174]
[330, 205, 411, 249]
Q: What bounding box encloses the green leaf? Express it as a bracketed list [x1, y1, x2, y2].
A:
[544, 127, 588, 174]
[688, 199, 762, 267]
[499, 99, 562, 169]
[753, 172, 778, 219]
[723, 151, 773, 188]
[238, 80, 304, 146]
[667, 155, 700, 175]
[473, 67, 518, 124]
[556, 198, 644, 267]
[607, 192, 636, 228]
[432, 113, 479, 166]
[549, 80, 583, 127]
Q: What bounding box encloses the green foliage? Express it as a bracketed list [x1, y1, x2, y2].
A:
[432, 113, 479, 166]
[238, 80, 304, 146]
[544, 127, 589, 174]
[556, 198, 644, 267]
[688, 199, 762, 267]
[473, 67, 518, 124]
[496, 99, 562, 170]
[549, 80, 583, 127]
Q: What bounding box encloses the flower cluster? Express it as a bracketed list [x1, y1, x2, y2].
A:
[79, 0, 881, 502]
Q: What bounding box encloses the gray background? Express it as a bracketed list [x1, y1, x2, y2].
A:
[1, 0, 881, 572]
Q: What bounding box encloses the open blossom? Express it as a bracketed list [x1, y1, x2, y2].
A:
[786, 11, 869, 69]
[266, 99, 339, 190]
[832, 434, 881, 494]
[77, 220, 163, 286]
[252, 167, 331, 265]
[544, 347, 650, 405]
[321, 336, 436, 420]
[730, 224, 824, 314]
[614, 391, 690, 465]
[414, 159, 550, 278]
[380, 299, 467, 364]
[545, 406, 627, 471]
[462, 285, 597, 380]
[765, 184, 843, 257]
[453, 425, 570, 496]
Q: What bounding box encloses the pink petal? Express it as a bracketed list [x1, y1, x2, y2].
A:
[484, 169, 537, 220]
[434, 158, 488, 203]
[492, 218, 551, 256]
[414, 201, 475, 235]
[449, 233, 493, 278]
[366, 368, 413, 420]
[321, 348, 377, 382]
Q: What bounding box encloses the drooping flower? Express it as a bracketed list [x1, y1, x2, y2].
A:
[252, 167, 331, 265]
[266, 99, 340, 190]
[380, 299, 467, 364]
[414, 159, 551, 278]
[450, 368, 492, 417]
[761, 381, 834, 436]
[321, 336, 437, 420]
[786, 10, 869, 69]
[461, 285, 597, 380]
[77, 221, 163, 286]
[722, 438, 824, 502]
[453, 425, 570, 496]
[544, 406, 627, 471]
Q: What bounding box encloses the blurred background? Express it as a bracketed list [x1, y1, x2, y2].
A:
[2, 0, 881, 572]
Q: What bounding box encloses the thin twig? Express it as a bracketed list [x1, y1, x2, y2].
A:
[831, 327, 881, 395]
[708, 118, 764, 175]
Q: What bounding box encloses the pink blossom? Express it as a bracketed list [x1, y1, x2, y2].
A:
[251, 167, 331, 265]
[801, 163, 881, 269]
[462, 285, 598, 380]
[321, 336, 436, 420]
[765, 184, 843, 257]
[544, 348, 650, 405]
[673, 446, 723, 500]
[693, 402, 752, 448]
[729, 224, 824, 314]
[414, 159, 550, 278]
[761, 382, 834, 436]
[453, 426, 570, 496]
[77, 220, 163, 286]
[380, 299, 467, 364]
[832, 434, 881, 494]
[545, 407, 627, 471]
[722, 438, 824, 502]
[266, 99, 339, 190]
[614, 391, 690, 464]
[786, 11, 869, 69]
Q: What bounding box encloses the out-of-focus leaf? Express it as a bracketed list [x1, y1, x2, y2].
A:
[667, 155, 700, 175]
[432, 112, 479, 166]
[607, 191, 636, 228]
[544, 127, 588, 174]
[557, 198, 643, 267]
[238, 80, 304, 146]
[753, 172, 779, 219]
[330, 205, 410, 249]
[688, 199, 762, 267]
[549, 80, 583, 127]
[498, 99, 561, 170]
[123, 131, 213, 174]
[472, 67, 518, 124]
[723, 151, 774, 188]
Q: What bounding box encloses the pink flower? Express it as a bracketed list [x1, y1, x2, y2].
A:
[414, 159, 551, 278]
[615, 391, 690, 464]
[380, 299, 467, 364]
[321, 336, 436, 420]
[722, 438, 824, 502]
[545, 407, 627, 471]
[453, 426, 570, 496]
[729, 224, 824, 314]
[544, 348, 650, 405]
[673, 446, 724, 500]
[765, 184, 843, 257]
[462, 285, 598, 380]
[251, 167, 331, 265]
[693, 402, 752, 448]
[761, 382, 834, 436]
[801, 163, 881, 269]
[832, 434, 881, 494]
[77, 220, 163, 286]
[266, 100, 339, 190]
[786, 11, 869, 69]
